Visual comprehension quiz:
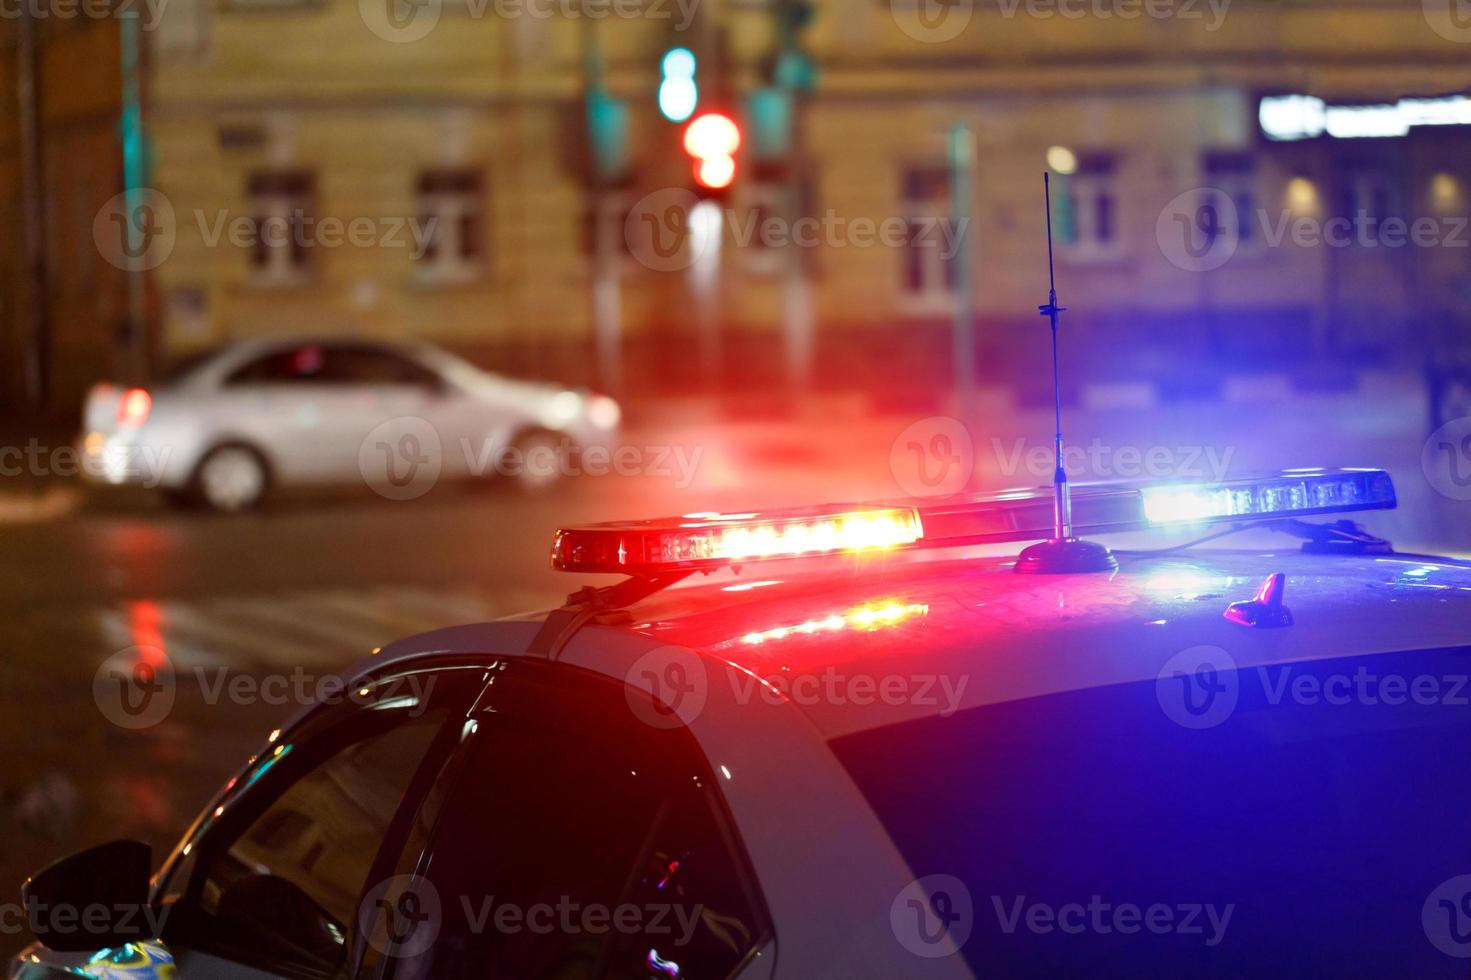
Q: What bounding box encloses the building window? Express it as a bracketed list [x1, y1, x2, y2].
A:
[1337, 170, 1400, 235]
[247, 170, 315, 286]
[416, 169, 485, 283]
[900, 165, 957, 305]
[1056, 152, 1122, 261]
[1202, 150, 1258, 252]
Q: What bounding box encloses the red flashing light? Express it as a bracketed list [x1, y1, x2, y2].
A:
[118, 387, 152, 427]
[552, 507, 924, 574]
[683, 112, 741, 191]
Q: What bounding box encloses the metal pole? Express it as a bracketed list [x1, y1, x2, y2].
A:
[120, 11, 149, 382]
[16, 6, 48, 409]
[948, 125, 976, 402]
[777, 0, 813, 393]
[581, 12, 622, 395]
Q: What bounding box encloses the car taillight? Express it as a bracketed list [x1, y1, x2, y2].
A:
[118, 388, 152, 427]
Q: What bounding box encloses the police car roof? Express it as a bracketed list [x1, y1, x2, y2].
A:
[369, 547, 1471, 739]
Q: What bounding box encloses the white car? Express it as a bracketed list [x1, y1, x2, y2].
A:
[14, 468, 1471, 978]
[80, 338, 621, 512]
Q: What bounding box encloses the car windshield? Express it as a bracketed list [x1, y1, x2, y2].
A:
[831, 644, 1471, 977]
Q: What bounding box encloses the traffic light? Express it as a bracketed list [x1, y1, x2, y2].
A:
[658, 47, 698, 123]
[683, 111, 741, 191]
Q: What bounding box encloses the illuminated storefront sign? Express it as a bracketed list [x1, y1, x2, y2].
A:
[1259, 94, 1471, 141]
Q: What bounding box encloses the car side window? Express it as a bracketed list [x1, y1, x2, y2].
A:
[226, 345, 329, 385]
[376, 662, 770, 980]
[320, 347, 441, 388]
[161, 670, 475, 979]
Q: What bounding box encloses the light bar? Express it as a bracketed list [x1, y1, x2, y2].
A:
[1139, 469, 1396, 525]
[549, 469, 1396, 574]
[551, 507, 923, 573]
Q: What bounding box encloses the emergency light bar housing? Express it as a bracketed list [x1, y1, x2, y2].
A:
[550, 468, 1396, 574]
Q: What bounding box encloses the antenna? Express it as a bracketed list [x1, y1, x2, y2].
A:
[1014, 172, 1118, 575]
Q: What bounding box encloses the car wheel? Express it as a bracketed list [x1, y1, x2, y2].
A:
[193, 444, 270, 513]
[507, 429, 571, 493]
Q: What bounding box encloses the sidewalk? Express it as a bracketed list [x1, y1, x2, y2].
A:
[0, 418, 86, 525]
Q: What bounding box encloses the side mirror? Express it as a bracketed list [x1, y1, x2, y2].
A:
[22, 840, 154, 952]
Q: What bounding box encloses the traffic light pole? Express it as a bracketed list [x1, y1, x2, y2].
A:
[582, 12, 623, 396]
[949, 124, 977, 402]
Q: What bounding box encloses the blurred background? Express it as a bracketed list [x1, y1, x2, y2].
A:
[1, 0, 1471, 953]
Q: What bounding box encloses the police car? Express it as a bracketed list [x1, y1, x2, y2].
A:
[11, 468, 1471, 978]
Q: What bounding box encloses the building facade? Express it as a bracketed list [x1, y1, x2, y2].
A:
[0, 14, 134, 414]
[130, 0, 1471, 398]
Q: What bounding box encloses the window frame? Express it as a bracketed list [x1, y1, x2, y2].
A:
[154, 664, 487, 980]
[379, 659, 775, 980]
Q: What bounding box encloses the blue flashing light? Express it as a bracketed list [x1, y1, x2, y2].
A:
[1140, 470, 1396, 525]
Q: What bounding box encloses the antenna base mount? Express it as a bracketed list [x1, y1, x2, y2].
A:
[1014, 537, 1119, 575]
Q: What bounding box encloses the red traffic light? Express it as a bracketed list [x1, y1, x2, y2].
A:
[683, 112, 741, 190]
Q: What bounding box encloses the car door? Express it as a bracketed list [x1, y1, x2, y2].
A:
[318, 344, 471, 486]
[217, 343, 368, 484]
[151, 665, 484, 980]
[357, 659, 776, 980]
